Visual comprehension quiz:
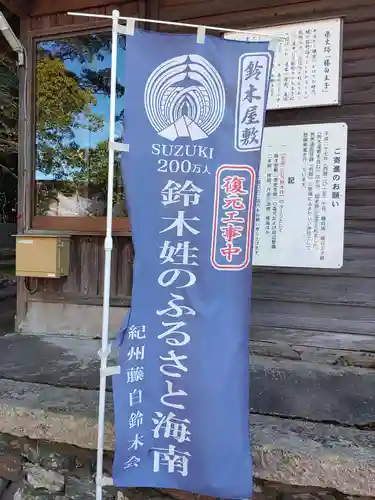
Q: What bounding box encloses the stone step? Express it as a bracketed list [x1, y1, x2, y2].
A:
[0, 377, 374, 497]
[1, 335, 375, 426]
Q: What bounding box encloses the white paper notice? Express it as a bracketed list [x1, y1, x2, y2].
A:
[224, 18, 342, 110]
[253, 122, 348, 269]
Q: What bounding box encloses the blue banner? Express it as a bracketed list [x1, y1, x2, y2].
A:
[112, 29, 273, 498]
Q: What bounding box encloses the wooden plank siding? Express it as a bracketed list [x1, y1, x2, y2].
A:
[22, 0, 375, 351]
[27, 2, 142, 33]
[31, 236, 133, 305]
[156, 0, 375, 347]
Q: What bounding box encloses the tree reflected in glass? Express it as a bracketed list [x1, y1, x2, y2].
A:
[35, 33, 126, 218]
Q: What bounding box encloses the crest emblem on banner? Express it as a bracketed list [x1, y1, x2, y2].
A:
[144, 54, 226, 141]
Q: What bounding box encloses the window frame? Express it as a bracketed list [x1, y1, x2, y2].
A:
[28, 23, 130, 234]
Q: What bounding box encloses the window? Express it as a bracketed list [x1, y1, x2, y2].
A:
[32, 31, 129, 232]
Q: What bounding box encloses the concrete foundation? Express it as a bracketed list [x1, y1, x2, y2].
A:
[19, 303, 130, 338]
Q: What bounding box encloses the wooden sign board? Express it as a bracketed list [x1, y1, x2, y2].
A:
[253, 122, 348, 269]
[224, 18, 343, 110]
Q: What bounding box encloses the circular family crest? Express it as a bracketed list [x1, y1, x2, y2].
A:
[144, 54, 226, 142]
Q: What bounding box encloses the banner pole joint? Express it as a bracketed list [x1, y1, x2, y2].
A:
[109, 141, 130, 153]
[101, 366, 121, 377]
[196, 26, 206, 44]
[117, 18, 135, 36]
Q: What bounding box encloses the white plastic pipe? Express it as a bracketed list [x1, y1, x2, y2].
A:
[67, 10, 287, 40]
[96, 9, 120, 500]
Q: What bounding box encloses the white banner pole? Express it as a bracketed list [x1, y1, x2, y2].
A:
[67, 11, 287, 40]
[96, 9, 120, 500]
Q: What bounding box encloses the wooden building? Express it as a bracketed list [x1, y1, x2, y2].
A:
[6, 0, 374, 350]
[2, 0, 375, 436]
[0, 0, 374, 496]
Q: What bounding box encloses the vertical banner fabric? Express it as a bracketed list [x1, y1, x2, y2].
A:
[113, 29, 273, 498]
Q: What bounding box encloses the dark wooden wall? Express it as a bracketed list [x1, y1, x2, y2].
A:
[28, 0, 142, 29]
[22, 0, 375, 359]
[153, 0, 375, 360]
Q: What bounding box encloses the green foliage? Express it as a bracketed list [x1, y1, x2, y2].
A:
[70, 140, 123, 198]
[0, 52, 18, 221]
[36, 56, 96, 131]
[35, 50, 104, 178]
[0, 34, 126, 217]
[0, 53, 18, 158]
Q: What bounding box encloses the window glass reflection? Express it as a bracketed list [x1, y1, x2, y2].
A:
[35, 33, 126, 217]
